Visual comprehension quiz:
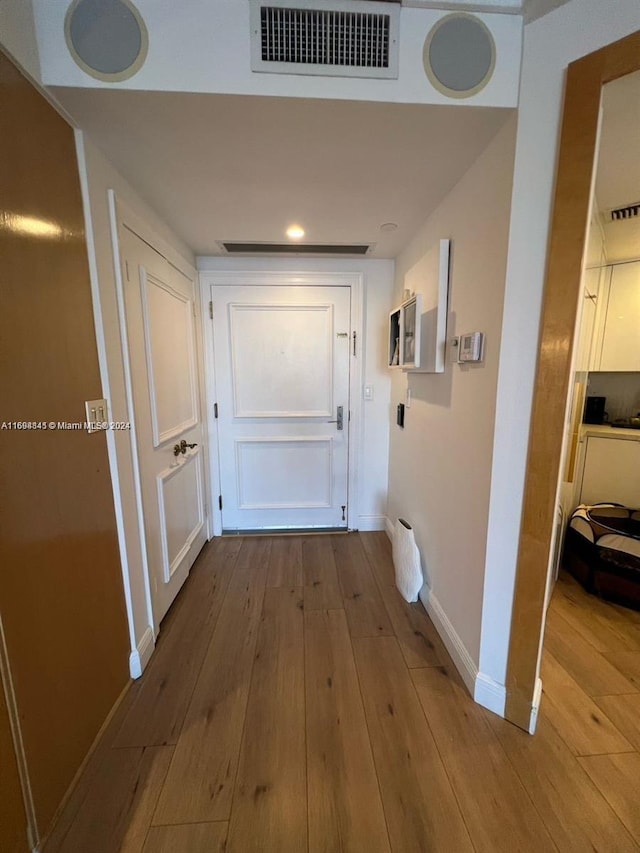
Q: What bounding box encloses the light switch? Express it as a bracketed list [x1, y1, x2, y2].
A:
[363, 384, 374, 401]
[85, 398, 108, 433]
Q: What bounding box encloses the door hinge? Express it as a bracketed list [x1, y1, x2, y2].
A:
[209, 300, 213, 319]
[352, 330, 357, 356]
[218, 495, 223, 511]
[214, 402, 219, 419]
[125, 260, 130, 281]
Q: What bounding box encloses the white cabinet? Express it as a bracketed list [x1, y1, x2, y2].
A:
[578, 434, 640, 507]
[593, 261, 640, 371]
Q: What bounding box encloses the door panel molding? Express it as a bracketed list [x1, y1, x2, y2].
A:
[140, 268, 198, 445]
[200, 269, 363, 536]
[230, 302, 334, 418]
[156, 450, 205, 582]
[235, 436, 333, 509]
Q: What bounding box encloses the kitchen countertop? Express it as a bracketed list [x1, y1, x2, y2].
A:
[581, 423, 640, 440]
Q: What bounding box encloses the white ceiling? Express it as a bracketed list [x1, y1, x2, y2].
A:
[52, 87, 510, 258]
[596, 69, 640, 263]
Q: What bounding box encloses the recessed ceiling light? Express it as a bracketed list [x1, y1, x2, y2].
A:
[286, 224, 305, 240]
[380, 222, 398, 233]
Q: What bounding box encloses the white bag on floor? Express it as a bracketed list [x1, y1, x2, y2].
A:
[392, 518, 423, 602]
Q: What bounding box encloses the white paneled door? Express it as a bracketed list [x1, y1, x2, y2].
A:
[121, 227, 207, 625]
[212, 284, 351, 531]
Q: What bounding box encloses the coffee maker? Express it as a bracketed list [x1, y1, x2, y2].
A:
[583, 396, 606, 424]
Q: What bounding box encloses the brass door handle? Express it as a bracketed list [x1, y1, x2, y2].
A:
[173, 439, 198, 456]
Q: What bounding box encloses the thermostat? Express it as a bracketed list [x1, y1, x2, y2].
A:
[457, 332, 484, 363]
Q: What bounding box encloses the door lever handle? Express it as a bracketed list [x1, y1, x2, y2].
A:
[173, 439, 198, 456]
[327, 406, 344, 430]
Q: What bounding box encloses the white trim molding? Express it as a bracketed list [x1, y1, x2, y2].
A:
[129, 626, 155, 679]
[357, 514, 388, 531]
[474, 671, 507, 716]
[387, 519, 506, 717]
[385, 516, 395, 540]
[75, 135, 141, 670]
[419, 587, 506, 716]
[108, 192, 157, 636]
[420, 588, 477, 695]
[529, 675, 543, 734]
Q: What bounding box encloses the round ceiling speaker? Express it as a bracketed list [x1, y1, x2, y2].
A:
[65, 0, 148, 81]
[423, 13, 496, 99]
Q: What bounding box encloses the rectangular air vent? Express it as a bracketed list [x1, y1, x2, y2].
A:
[250, 0, 400, 79]
[605, 202, 640, 222]
[221, 242, 371, 255]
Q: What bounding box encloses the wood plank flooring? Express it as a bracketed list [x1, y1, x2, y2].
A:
[43, 537, 640, 852]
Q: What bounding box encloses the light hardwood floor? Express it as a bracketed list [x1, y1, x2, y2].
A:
[43, 535, 640, 852]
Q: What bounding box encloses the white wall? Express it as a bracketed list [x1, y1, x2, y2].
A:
[0, 0, 41, 82]
[386, 116, 517, 695]
[197, 256, 394, 530]
[31, 0, 522, 108]
[479, 0, 640, 709]
[77, 133, 196, 675]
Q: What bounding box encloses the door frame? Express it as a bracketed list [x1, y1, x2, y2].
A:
[504, 31, 640, 731]
[109, 192, 212, 636]
[199, 269, 364, 535]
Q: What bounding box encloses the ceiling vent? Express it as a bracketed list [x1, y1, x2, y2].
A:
[249, 0, 400, 79]
[604, 202, 640, 222]
[221, 242, 371, 256]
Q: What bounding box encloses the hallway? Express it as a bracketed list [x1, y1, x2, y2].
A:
[44, 534, 640, 852]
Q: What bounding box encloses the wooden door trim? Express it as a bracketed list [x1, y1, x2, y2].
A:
[199, 270, 364, 537]
[504, 30, 640, 731]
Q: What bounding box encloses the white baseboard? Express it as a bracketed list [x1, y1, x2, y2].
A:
[384, 516, 394, 541]
[474, 672, 507, 716]
[356, 515, 387, 532]
[129, 626, 155, 679]
[418, 588, 506, 716]
[529, 676, 543, 734]
[419, 588, 477, 696]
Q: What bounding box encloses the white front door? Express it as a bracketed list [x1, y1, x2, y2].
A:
[120, 227, 208, 625]
[212, 284, 351, 531]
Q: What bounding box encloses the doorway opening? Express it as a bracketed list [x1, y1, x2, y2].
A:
[505, 32, 640, 733]
[201, 271, 363, 535]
